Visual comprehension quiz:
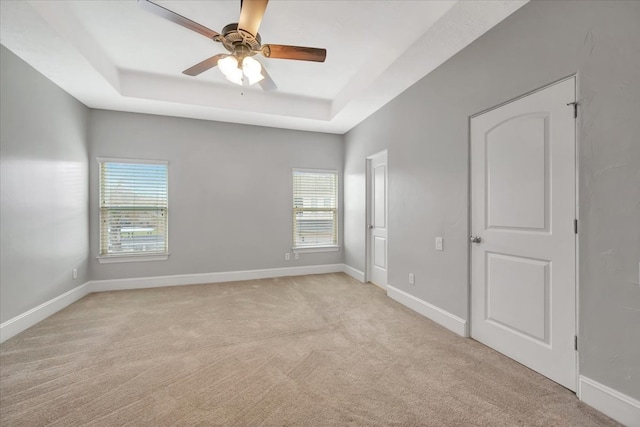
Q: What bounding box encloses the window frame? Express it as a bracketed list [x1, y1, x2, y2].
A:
[292, 168, 340, 252]
[96, 157, 169, 264]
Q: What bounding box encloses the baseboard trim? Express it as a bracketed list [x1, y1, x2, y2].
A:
[578, 375, 640, 426]
[342, 264, 365, 282]
[0, 282, 91, 343]
[387, 285, 468, 337]
[90, 264, 345, 292]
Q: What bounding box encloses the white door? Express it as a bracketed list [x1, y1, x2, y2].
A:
[470, 78, 577, 391]
[367, 150, 388, 288]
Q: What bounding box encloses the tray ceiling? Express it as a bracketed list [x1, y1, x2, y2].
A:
[0, 1, 527, 133]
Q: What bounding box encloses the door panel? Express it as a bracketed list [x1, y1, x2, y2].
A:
[374, 165, 386, 227]
[374, 236, 386, 268]
[487, 114, 548, 230]
[471, 78, 576, 391]
[486, 252, 549, 342]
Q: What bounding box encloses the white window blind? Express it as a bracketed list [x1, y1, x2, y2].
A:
[293, 169, 338, 248]
[99, 159, 168, 257]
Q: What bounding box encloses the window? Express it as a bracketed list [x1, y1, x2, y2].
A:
[98, 158, 168, 261]
[293, 169, 338, 250]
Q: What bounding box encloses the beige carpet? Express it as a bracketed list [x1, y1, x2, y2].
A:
[1, 273, 617, 426]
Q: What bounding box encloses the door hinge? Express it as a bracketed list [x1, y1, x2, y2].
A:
[567, 101, 578, 118]
[574, 219, 578, 234]
[574, 335, 578, 351]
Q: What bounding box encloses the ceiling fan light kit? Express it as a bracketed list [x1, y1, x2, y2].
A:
[217, 55, 264, 86]
[138, 0, 327, 91]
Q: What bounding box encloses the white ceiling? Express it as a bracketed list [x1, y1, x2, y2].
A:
[0, 0, 527, 134]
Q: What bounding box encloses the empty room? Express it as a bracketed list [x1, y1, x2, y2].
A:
[1, 0, 638, 425]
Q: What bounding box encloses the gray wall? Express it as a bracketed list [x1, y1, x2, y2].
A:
[344, 0, 639, 399]
[0, 45, 90, 323]
[89, 110, 343, 281]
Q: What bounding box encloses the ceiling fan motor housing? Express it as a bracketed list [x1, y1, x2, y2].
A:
[219, 23, 262, 56]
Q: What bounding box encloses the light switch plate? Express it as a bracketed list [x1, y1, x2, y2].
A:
[435, 237, 443, 251]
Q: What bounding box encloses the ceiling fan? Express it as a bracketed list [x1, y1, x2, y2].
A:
[138, 0, 327, 91]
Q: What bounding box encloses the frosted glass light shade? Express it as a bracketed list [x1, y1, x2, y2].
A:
[242, 57, 264, 85]
[225, 68, 243, 85]
[218, 55, 243, 85]
[218, 55, 238, 75]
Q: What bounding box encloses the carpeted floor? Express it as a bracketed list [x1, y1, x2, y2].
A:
[0, 273, 617, 426]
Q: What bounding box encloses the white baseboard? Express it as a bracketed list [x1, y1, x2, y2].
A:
[386, 285, 468, 337]
[342, 264, 365, 282]
[578, 375, 640, 426]
[0, 282, 91, 343]
[90, 264, 345, 292]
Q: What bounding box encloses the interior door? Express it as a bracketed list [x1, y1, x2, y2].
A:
[368, 150, 388, 288]
[470, 78, 577, 390]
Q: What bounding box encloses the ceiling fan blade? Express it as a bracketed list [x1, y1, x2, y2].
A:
[138, 0, 219, 39]
[182, 54, 227, 76]
[262, 45, 326, 62]
[259, 66, 277, 91]
[238, 0, 269, 37]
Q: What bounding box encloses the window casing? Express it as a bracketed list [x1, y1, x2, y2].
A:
[293, 169, 338, 249]
[98, 158, 168, 260]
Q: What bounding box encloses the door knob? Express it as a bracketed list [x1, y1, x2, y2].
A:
[368, 225, 375, 230]
[469, 235, 482, 244]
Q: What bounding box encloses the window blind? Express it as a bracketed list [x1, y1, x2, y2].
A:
[99, 159, 168, 256]
[293, 169, 338, 248]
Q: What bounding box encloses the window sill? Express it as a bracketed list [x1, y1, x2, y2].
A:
[97, 253, 170, 264]
[293, 246, 340, 254]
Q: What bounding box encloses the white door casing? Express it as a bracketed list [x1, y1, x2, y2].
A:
[367, 150, 388, 288]
[470, 78, 577, 391]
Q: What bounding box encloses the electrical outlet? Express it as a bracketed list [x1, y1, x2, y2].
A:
[285, 253, 290, 261]
[294, 252, 299, 260]
[72, 268, 78, 279]
[409, 273, 415, 285]
[435, 237, 443, 251]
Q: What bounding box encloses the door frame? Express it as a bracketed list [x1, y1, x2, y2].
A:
[466, 74, 580, 390]
[365, 149, 388, 288]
